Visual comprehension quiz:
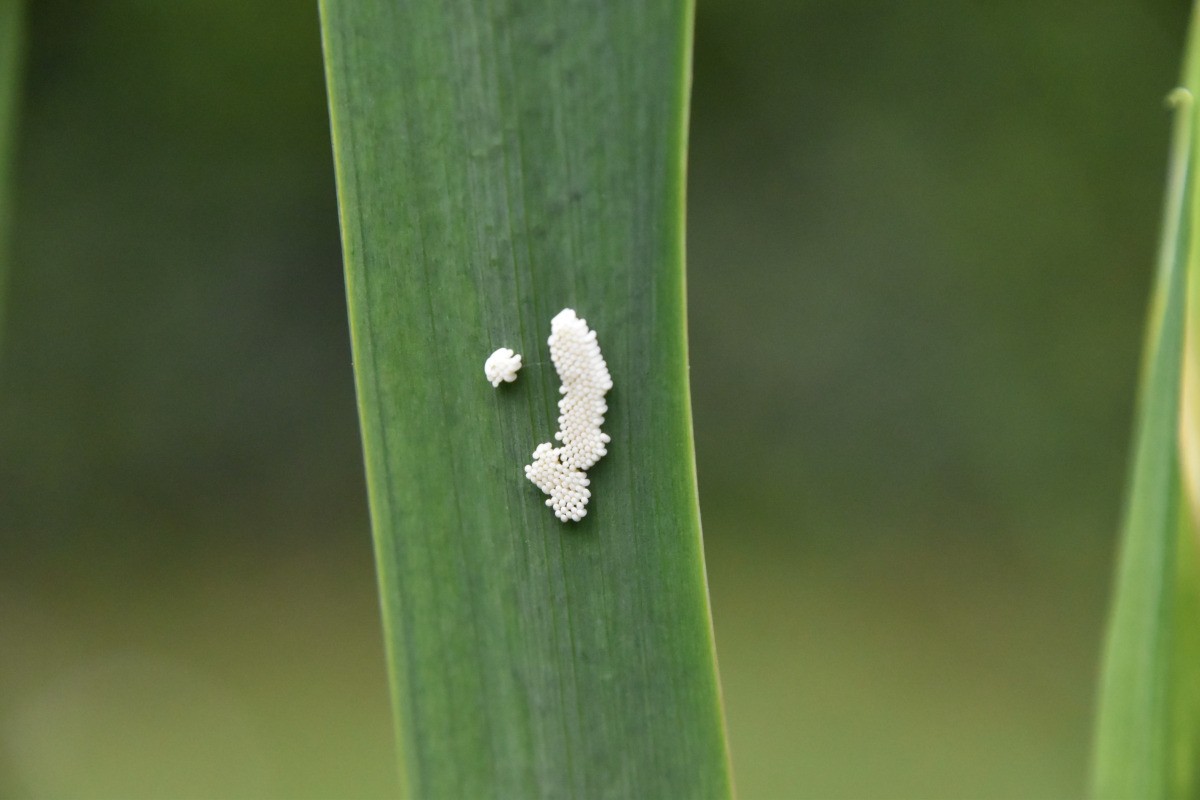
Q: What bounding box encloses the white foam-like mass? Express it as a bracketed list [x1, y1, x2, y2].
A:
[484, 347, 523, 387]
[524, 309, 612, 522]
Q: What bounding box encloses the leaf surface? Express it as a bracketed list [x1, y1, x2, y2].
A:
[319, 1, 732, 796]
[1093, 12, 1200, 794]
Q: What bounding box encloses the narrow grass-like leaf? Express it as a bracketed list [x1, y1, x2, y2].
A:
[1092, 9, 1200, 794]
[0, 0, 22, 340]
[319, 2, 732, 797]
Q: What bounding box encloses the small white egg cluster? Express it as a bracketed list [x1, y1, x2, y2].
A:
[484, 347, 523, 387]
[524, 308, 612, 522]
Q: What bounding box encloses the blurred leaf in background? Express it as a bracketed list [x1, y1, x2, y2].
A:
[0, 0, 1192, 798]
[0, 2, 394, 797]
[0, 0, 22, 338]
[689, 1, 1190, 796]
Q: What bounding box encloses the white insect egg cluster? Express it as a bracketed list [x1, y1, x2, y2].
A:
[524, 308, 613, 522]
[484, 347, 523, 387]
[525, 442, 592, 521]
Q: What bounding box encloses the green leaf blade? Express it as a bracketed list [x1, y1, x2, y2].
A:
[1092, 19, 1200, 798]
[319, 2, 731, 797]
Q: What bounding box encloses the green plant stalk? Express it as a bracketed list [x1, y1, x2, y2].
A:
[0, 0, 23, 343]
[319, 1, 732, 797]
[1092, 4, 1200, 795]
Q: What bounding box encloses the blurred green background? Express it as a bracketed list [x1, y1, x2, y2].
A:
[0, 1, 1189, 797]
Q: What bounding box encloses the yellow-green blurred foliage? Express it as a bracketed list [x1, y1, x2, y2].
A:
[0, 1, 1190, 797]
